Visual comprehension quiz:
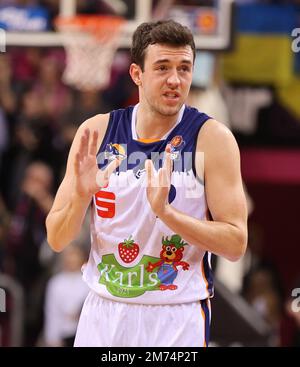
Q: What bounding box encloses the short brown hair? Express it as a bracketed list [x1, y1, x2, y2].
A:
[131, 20, 196, 71]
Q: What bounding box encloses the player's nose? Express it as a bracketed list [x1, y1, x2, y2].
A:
[166, 70, 180, 88]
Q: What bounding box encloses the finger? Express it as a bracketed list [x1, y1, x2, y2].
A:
[82, 129, 90, 157]
[103, 157, 122, 183]
[74, 152, 81, 176]
[160, 148, 173, 188]
[145, 159, 155, 188]
[166, 143, 171, 153]
[158, 167, 170, 188]
[89, 130, 98, 156]
[158, 167, 165, 187]
[163, 149, 173, 178]
[78, 134, 86, 160]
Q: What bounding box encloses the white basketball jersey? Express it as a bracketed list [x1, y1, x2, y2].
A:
[82, 104, 214, 304]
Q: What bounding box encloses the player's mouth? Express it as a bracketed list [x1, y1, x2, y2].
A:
[162, 92, 180, 103]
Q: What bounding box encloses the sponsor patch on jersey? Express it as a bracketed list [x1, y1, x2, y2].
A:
[104, 143, 127, 161]
[168, 135, 185, 160]
[97, 234, 190, 298]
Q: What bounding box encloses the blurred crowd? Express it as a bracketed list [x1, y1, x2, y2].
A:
[0, 46, 138, 346]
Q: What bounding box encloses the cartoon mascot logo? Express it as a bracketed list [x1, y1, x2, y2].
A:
[146, 234, 190, 291]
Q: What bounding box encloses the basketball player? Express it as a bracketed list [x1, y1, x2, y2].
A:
[46, 20, 248, 347]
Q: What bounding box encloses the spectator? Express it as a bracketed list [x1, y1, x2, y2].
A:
[43, 244, 89, 347]
[32, 53, 72, 121]
[0, 109, 9, 173]
[241, 262, 284, 346]
[4, 87, 59, 208]
[0, 54, 16, 116]
[4, 161, 54, 345]
[0, 195, 10, 271]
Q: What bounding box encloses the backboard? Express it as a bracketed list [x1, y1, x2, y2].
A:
[4, 0, 233, 50]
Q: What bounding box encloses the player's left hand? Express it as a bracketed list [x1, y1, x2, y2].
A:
[145, 145, 172, 217]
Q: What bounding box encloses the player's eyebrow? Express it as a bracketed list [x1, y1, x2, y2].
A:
[153, 59, 193, 65]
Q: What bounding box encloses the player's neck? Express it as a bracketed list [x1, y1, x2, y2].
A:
[136, 104, 180, 140]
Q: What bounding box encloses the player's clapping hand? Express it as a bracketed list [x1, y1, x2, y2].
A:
[74, 129, 121, 199]
[145, 145, 172, 217]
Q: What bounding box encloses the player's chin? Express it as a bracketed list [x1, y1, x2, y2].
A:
[160, 103, 182, 116]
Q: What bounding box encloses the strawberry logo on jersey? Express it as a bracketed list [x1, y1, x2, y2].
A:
[118, 235, 139, 263]
[146, 234, 190, 290]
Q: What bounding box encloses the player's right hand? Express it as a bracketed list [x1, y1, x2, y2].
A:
[74, 128, 121, 199]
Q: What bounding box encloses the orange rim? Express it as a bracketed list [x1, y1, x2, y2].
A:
[55, 15, 125, 37]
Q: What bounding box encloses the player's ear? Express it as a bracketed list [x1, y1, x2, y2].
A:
[129, 63, 142, 86]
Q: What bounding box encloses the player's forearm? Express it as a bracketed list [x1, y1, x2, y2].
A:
[46, 193, 91, 252]
[158, 205, 247, 262]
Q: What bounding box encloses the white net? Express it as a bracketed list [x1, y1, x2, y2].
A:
[56, 16, 125, 91]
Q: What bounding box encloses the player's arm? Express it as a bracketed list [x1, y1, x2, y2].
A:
[46, 114, 116, 252]
[146, 120, 248, 262]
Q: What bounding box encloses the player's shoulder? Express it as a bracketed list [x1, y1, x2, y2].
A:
[78, 113, 111, 133]
[197, 118, 238, 153]
[199, 118, 234, 141]
[195, 119, 241, 179]
[77, 106, 133, 133]
[72, 113, 111, 146]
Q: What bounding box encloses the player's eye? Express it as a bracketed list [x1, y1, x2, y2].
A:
[157, 65, 168, 71]
[172, 247, 177, 252]
[166, 246, 171, 251]
[179, 65, 191, 72]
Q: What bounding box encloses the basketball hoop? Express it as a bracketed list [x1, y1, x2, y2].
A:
[55, 15, 126, 91]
